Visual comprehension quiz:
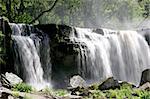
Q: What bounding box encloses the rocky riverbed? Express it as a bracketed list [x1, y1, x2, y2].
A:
[1, 69, 150, 99]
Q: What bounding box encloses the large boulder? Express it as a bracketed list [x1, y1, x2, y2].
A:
[1, 72, 23, 88]
[98, 77, 120, 90]
[69, 75, 86, 88]
[140, 69, 150, 86]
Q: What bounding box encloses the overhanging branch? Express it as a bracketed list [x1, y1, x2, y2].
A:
[29, 0, 59, 24]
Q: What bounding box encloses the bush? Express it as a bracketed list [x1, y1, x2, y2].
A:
[54, 89, 68, 96]
[12, 83, 33, 93]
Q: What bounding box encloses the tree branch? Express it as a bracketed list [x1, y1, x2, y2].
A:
[29, 0, 59, 24]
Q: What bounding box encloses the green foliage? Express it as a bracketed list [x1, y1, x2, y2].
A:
[42, 87, 53, 96]
[24, 94, 32, 99]
[42, 87, 68, 97]
[85, 84, 150, 99]
[12, 83, 33, 93]
[12, 91, 20, 98]
[88, 90, 106, 99]
[53, 89, 68, 96]
[0, 30, 5, 65]
[14, 13, 33, 23]
[0, 0, 148, 28]
[140, 93, 150, 99]
[89, 83, 99, 90]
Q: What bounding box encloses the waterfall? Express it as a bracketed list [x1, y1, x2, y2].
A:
[70, 27, 150, 86]
[10, 23, 51, 89]
[9, 22, 150, 88]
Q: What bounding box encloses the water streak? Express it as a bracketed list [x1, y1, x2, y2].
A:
[10, 24, 51, 89]
[70, 27, 150, 86]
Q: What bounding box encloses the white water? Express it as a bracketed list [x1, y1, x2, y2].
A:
[10, 24, 51, 89]
[10, 23, 150, 87]
[70, 27, 150, 86]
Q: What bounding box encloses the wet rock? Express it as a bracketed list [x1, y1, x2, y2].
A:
[1, 72, 23, 88]
[139, 82, 150, 91]
[93, 29, 104, 35]
[140, 69, 150, 86]
[69, 75, 86, 88]
[98, 77, 120, 90]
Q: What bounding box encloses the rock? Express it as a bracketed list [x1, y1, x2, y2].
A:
[69, 75, 86, 88]
[98, 77, 120, 90]
[68, 86, 91, 96]
[0, 92, 10, 99]
[1, 72, 23, 88]
[1, 74, 12, 88]
[5, 72, 23, 85]
[93, 29, 104, 35]
[8, 95, 15, 99]
[0, 87, 53, 99]
[139, 82, 150, 91]
[140, 69, 150, 86]
[62, 95, 82, 99]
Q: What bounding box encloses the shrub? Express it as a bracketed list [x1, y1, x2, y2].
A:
[12, 83, 32, 93]
[53, 89, 68, 96]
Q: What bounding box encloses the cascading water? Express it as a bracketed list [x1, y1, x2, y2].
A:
[8, 22, 150, 88]
[70, 27, 150, 86]
[10, 23, 51, 89]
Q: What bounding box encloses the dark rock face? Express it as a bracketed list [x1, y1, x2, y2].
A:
[1, 21, 79, 88]
[140, 69, 150, 86]
[0, 18, 14, 74]
[98, 77, 120, 90]
[35, 24, 79, 88]
[138, 28, 150, 45]
[93, 29, 104, 35]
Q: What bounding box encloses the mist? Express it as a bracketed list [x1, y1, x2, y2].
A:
[40, 0, 149, 30]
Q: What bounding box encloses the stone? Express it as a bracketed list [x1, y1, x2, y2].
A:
[1, 72, 23, 88]
[62, 95, 82, 99]
[140, 69, 150, 86]
[0, 87, 53, 99]
[68, 86, 91, 97]
[5, 72, 23, 85]
[139, 82, 150, 91]
[93, 29, 104, 35]
[69, 75, 86, 88]
[98, 77, 120, 90]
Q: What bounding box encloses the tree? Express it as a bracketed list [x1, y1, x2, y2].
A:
[29, 0, 59, 24]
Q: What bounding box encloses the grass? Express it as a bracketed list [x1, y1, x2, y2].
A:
[41, 87, 68, 97]
[12, 83, 33, 93]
